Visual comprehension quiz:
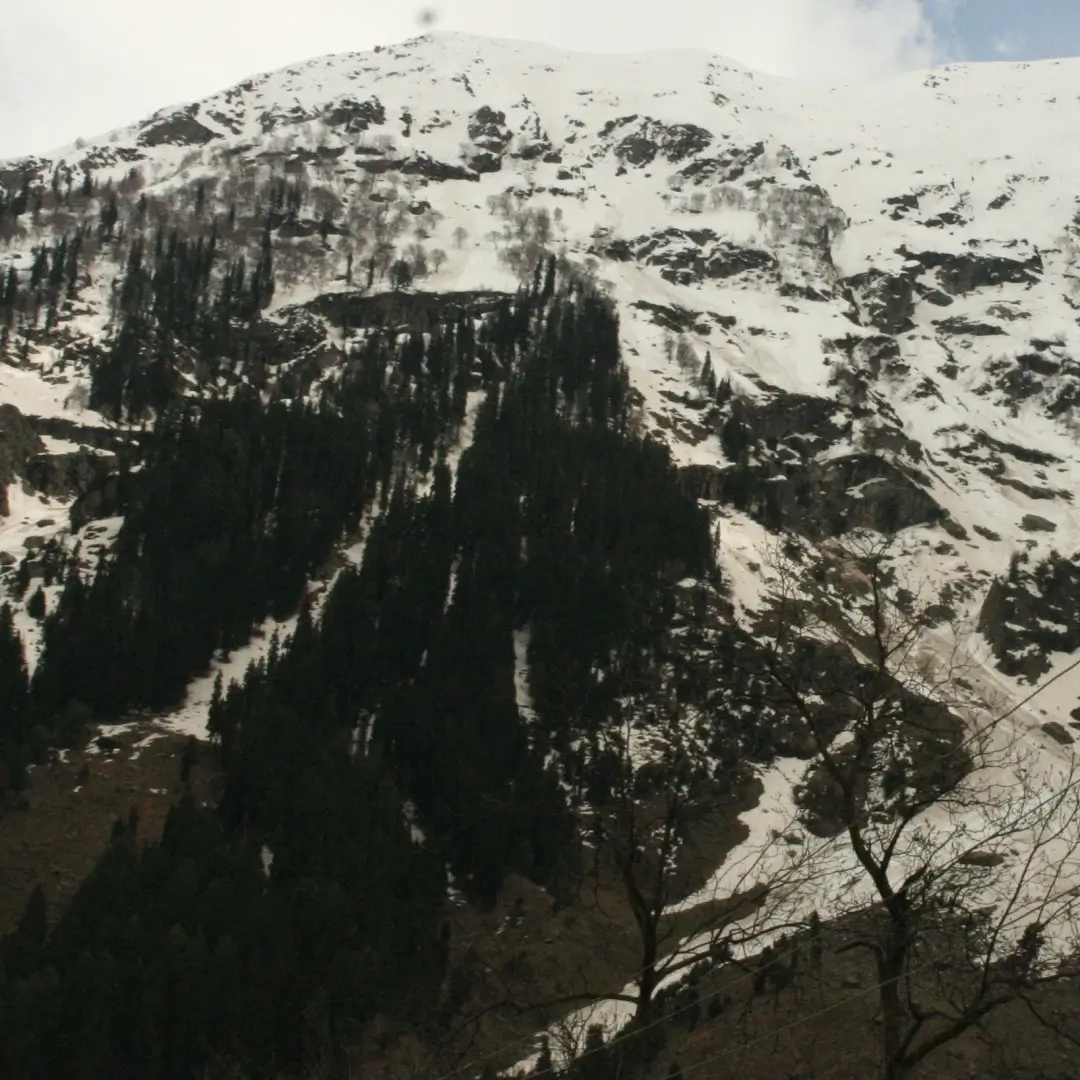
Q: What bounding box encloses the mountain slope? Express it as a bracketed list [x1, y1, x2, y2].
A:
[3, 32, 1080, 658]
[2, 30, 1080, 1080]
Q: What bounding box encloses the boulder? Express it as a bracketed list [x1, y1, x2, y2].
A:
[1042, 722, 1075, 746]
[1020, 514, 1057, 532]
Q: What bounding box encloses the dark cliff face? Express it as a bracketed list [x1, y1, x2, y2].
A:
[0, 404, 46, 515]
[676, 392, 945, 540]
[631, 229, 778, 286]
[138, 106, 222, 148]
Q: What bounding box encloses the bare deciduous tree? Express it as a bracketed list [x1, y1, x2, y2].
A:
[590, 726, 801, 1024]
[755, 532, 1080, 1080]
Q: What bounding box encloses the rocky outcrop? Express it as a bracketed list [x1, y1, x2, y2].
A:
[460, 106, 514, 173]
[464, 149, 503, 174]
[467, 106, 513, 151]
[629, 300, 716, 335]
[254, 96, 386, 135]
[934, 315, 1006, 337]
[138, 106, 221, 148]
[0, 403, 46, 515]
[844, 244, 1043, 337]
[685, 452, 944, 539]
[322, 97, 386, 131]
[632, 228, 776, 286]
[844, 270, 915, 335]
[355, 151, 478, 181]
[69, 469, 139, 532]
[978, 548, 1080, 681]
[677, 390, 943, 538]
[25, 448, 117, 502]
[598, 116, 712, 167]
[673, 141, 766, 186]
[897, 245, 1043, 294]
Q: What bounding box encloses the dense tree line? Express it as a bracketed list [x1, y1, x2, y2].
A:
[0, 258, 716, 1077]
[0, 605, 30, 792]
[210, 265, 711, 911]
[0, 795, 447, 1080]
[32, 299, 511, 721]
[90, 225, 276, 418]
[0, 229, 85, 338]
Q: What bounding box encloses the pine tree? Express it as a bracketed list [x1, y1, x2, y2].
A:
[389, 258, 413, 291]
[701, 350, 716, 396]
[27, 586, 46, 620]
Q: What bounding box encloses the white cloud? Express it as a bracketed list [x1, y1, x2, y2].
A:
[0, 0, 949, 158]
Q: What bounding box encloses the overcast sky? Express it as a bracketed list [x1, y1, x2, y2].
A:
[3, 0, 1079, 159]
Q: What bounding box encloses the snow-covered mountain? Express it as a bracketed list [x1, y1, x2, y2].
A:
[4, 31, 1080, 714]
[6, 30, 1080, 1077]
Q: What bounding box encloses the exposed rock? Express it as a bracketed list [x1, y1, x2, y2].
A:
[282, 147, 347, 171]
[1015, 352, 1061, 376]
[513, 138, 555, 161]
[0, 402, 47, 515]
[684, 452, 943, 540]
[885, 193, 919, 219]
[629, 300, 712, 335]
[322, 96, 386, 131]
[826, 334, 904, 379]
[602, 116, 712, 167]
[915, 283, 954, 306]
[355, 152, 478, 182]
[464, 149, 503, 174]
[998, 476, 1071, 502]
[1042, 722, 1075, 746]
[25, 449, 117, 502]
[1020, 514, 1057, 532]
[934, 315, 1006, 337]
[138, 106, 220, 147]
[922, 210, 968, 229]
[467, 106, 513, 151]
[975, 431, 1061, 467]
[979, 548, 1080, 680]
[844, 270, 915, 335]
[723, 393, 849, 452]
[673, 141, 765, 185]
[897, 245, 1043, 294]
[29, 415, 144, 457]
[69, 470, 139, 532]
[632, 228, 776, 285]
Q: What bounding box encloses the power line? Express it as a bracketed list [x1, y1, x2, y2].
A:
[678, 884, 1072, 1078]
[430, 642, 1080, 1080]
